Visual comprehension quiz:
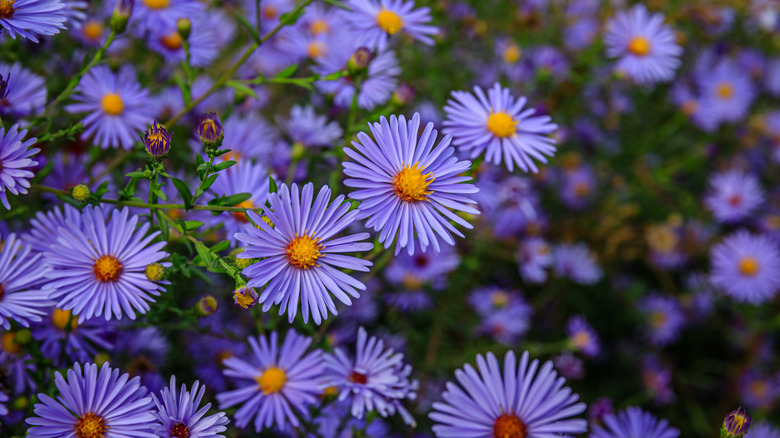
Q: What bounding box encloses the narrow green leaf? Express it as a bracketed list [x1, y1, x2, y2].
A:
[219, 192, 251, 207]
[225, 80, 259, 98]
[171, 177, 193, 210]
[213, 160, 236, 172]
[185, 220, 204, 231]
[275, 64, 298, 79]
[156, 210, 170, 241]
[210, 241, 230, 253]
[201, 174, 219, 191]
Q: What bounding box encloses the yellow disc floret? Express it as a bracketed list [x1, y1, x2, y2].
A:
[627, 36, 651, 56]
[52, 308, 78, 331]
[160, 31, 183, 50]
[94, 255, 122, 282]
[717, 82, 734, 99]
[76, 412, 107, 438]
[0, 0, 16, 19]
[1, 332, 20, 354]
[486, 111, 518, 138]
[256, 366, 287, 394]
[503, 44, 521, 64]
[142, 0, 170, 10]
[738, 256, 759, 276]
[101, 93, 124, 116]
[376, 8, 403, 35]
[492, 412, 527, 438]
[82, 21, 104, 41]
[393, 162, 434, 202]
[310, 19, 330, 36]
[286, 234, 323, 270]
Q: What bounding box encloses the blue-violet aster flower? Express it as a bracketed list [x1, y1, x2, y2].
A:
[0, 123, 39, 209]
[0, 233, 53, 329]
[704, 169, 764, 224]
[0, 0, 67, 43]
[344, 0, 438, 50]
[591, 407, 680, 438]
[152, 376, 229, 438]
[0, 62, 46, 117]
[710, 231, 780, 304]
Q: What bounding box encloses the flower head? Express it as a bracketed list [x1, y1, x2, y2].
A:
[638, 294, 685, 346]
[233, 286, 258, 310]
[591, 407, 679, 438]
[0, 234, 53, 329]
[710, 231, 780, 304]
[144, 120, 172, 158]
[553, 242, 603, 285]
[429, 350, 587, 437]
[152, 376, 229, 438]
[699, 59, 756, 124]
[0, 62, 46, 118]
[443, 83, 558, 172]
[567, 315, 600, 357]
[0, 123, 39, 209]
[343, 113, 479, 255]
[705, 169, 764, 224]
[236, 183, 373, 324]
[0, 0, 67, 42]
[344, 0, 438, 50]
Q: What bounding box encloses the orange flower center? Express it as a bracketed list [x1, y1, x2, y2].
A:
[487, 112, 517, 138]
[170, 422, 190, 438]
[310, 19, 330, 36]
[83, 21, 104, 41]
[376, 8, 403, 35]
[160, 31, 183, 50]
[493, 412, 527, 438]
[232, 200, 254, 223]
[101, 93, 124, 116]
[0, 0, 15, 19]
[393, 162, 434, 202]
[717, 82, 734, 99]
[307, 41, 327, 59]
[1, 332, 19, 354]
[255, 366, 286, 394]
[143, 0, 170, 10]
[627, 36, 651, 56]
[52, 308, 78, 331]
[75, 412, 107, 438]
[738, 256, 759, 276]
[94, 255, 122, 282]
[503, 44, 521, 64]
[286, 234, 322, 269]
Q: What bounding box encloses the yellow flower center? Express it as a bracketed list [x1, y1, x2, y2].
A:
[650, 312, 667, 329]
[52, 308, 78, 331]
[233, 286, 257, 310]
[402, 273, 424, 290]
[255, 366, 286, 394]
[646, 225, 678, 253]
[286, 234, 323, 270]
[627, 36, 651, 56]
[307, 41, 327, 59]
[83, 21, 104, 41]
[223, 150, 241, 162]
[490, 290, 509, 308]
[493, 412, 527, 438]
[717, 82, 734, 99]
[143, 0, 169, 10]
[503, 44, 521, 64]
[310, 19, 330, 36]
[101, 93, 124, 116]
[160, 31, 183, 50]
[376, 8, 403, 35]
[738, 256, 759, 276]
[573, 181, 590, 197]
[682, 99, 698, 116]
[0, 0, 15, 19]
[262, 5, 278, 19]
[75, 412, 107, 438]
[393, 162, 434, 202]
[145, 263, 165, 281]
[232, 200, 254, 223]
[93, 255, 122, 282]
[572, 331, 590, 349]
[1, 332, 19, 354]
[487, 112, 517, 138]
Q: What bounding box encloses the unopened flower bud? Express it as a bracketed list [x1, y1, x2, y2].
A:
[12, 396, 28, 410]
[347, 47, 372, 77]
[94, 352, 111, 367]
[144, 120, 172, 159]
[14, 329, 31, 345]
[0, 72, 9, 100]
[392, 83, 415, 105]
[196, 295, 218, 316]
[233, 286, 258, 310]
[110, 0, 134, 34]
[145, 263, 165, 281]
[196, 113, 224, 150]
[722, 407, 752, 438]
[177, 17, 191, 40]
[71, 184, 90, 201]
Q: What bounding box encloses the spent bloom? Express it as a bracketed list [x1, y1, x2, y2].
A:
[591, 407, 680, 438]
[343, 113, 480, 255]
[0, 234, 53, 329]
[344, 0, 438, 50]
[429, 350, 587, 437]
[604, 4, 682, 84]
[0, 123, 40, 209]
[443, 82, 558, 173]
[710, 231, 780, 304]
[0, 0, 67, 42]
[235, 183, 373, 324]
[151, 376, 229, 438]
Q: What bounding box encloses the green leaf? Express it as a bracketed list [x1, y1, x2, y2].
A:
[153, 187, 167, 202]
[210, 241, 230, 253]
[156, 210, 170, 241]
[194, 243, 214, 265]
[201, 174, 219, 191]
[184, 220, 204, 230]
[125, 171, 147, 178]
[219, 192, 251, 207]
[213, 160, 236, 172]
[234, 13, 261, 43]
[268, 177, 278, 193]
[279, 8, 304, 25]
[170, 177, 193, 210]
[95, 181, 110, 197]
[225, 80, 259, 99]
[275, 64, 298, 79]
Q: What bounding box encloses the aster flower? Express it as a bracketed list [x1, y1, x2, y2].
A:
[216, 330, 325, 431]
[553, 242, 603, 285]
[385, 244, 460, 290]
[567, 315, 600, 357]
[66, 65, 153, 149]
[517, 237, 553, 284]
[115, 327, 170, 392]
[705, 169, 764, 224]
[31, 308, 114, 366]
[0, 386, 7, 416]
[44, 206, 170, 322]
[604, 4, 682, 84]
[638, 294, 685, 346]
[276, 104, 343, 148]
[344, 0, 438, 50]
[236, 183, 373, 324]
[641, 355, 675, 404]
[0, 62, 46, 117]
[699, 59, 756, 124]
[206, 161, 270, 246]
[0, 123, 39, 209]
[324, 327, 418, 426]
[745, 423, 779, 438]
[475, 304, 532, 345]
[343, 113, 480, 255]
[591, 407, 679, 438]
[429, 350, 587, 437]
[710, 231, 780, 304]
[443, 82, 558, 173]
[147, 11, 234, 68]
[0, 234, 53, 329]
[0, 0, 67, 43]
[26, 362, 156, 438]
[468, 286, 527, 317]
[553, 353, 584, 380]
[152, 376, 229, 438]
[133, 0, 204, 34]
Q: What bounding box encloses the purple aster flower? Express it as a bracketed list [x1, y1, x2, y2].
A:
[468, 286, 527, 317]
[638, 294, 685, 346]
[710, 231, 780, 304]
[526, 45, 570, 82]
[740, 371, 780, 410]
[591, 407, 679, 438]
[0, 386, 7, 416]
[475, 304, 532, 345]
[44, 206, 170, 322]
[429, 350, 587, 437]
[385, 289, 432, 312]
[344, 0, 438, 50]
[567, 315, 600, 357]
[705, 169, 764, 224]
[65, 65, 153, 149]
[766, 58, 780, 97]
[0, 234, 53, 329]
[1, 332, 37, 395]
[560, 165, 596, 209]
[206, 160, 269, 246]
[26, 362, 156, 438]
[324, 327, 418, 426]
[669, 81, 717, 131]
[604, 4, 682, 84]
[443, 82, 558, 173]
[517, 237, 553, 284]
[133, 0, 204, 34]
[553, 352, 584, 380]
[114, 327, 170, 393]
[385, 244, 460, 290]
[152, 376, 229, 438]
[0, 62, 46, 117]
[0, 0, 66, 43]
[188, 334, 246, 393]
[276, 104, 343, 148]
[0, 123, 39, 209]
[343, 113, 480, 255]
[641, 355, 675, 404]
[31, 308, 114, 367]
[746, 423, 780, 438]
[148, 11, 234, 68]
[236, 183, 373, 324]
[207, 112, 278, 163]
[216, 330, 325, 432]
[553, 242, 603, 285]
[698, 59, 756, 124]
[23, 204, 83, 253]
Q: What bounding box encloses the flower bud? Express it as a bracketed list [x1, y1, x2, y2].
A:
[196, 295, 218, 316]
[233, 286, 258, 310]
[392, 83, 415, 105]
[722, 407, 752, 438]
[144, 120, 172, 159]
[145, 263, 165, 281]
[71, 184, 90, 201]
[196, 113, 224, 150]
[346, 47, 372, 78]
[110, 0, 134, 34]
[14, 329, 31, 345]
[177, 17, 191, 40]
[12, 396, 28, 410]
[0, 72, 9, 100]
[94, 352, 111, 367]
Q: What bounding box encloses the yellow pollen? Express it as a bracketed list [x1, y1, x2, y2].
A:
[142, 0, 170, 10]
[75, 412, 107, 438]
[160, 32, 183, 50]
[310, 19, 330, 36]
[255, 367, 287, 394]
[52, 308, 78, 331]
[232, 200, 254, 223]
[93, 255, 122, 282]
[0, 0, 15, 19]
[487, 112, 518, 138]
[571, 331, 590, 349]
[717, 82, 734, 99]
[493, 412, 527, 438]
[1, 332, 19, 354]
[286, 234, 323, 269]
[646, 225, 678, 253]
[233, 286, 257, 310]
[307, 41, 327, 59]
[503, 44, 521, 64]
[738, 256, 759, 276]
[83, 21, 104, 41]
[322, 385, 339, 396]
[627, 36, 651, 56]
[101, 93, 124, 116]
[393, 162, 434, 202]
[376, 8, 403, 35]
